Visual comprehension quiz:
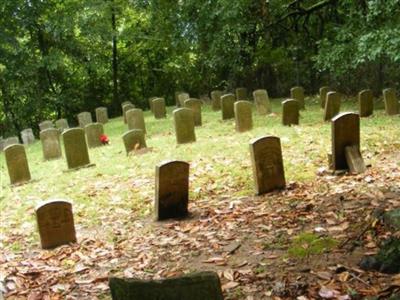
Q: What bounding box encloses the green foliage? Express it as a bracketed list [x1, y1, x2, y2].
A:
[288, 232, 338, 258]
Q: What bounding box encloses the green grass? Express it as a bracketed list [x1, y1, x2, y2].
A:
[287, 232, 338, 258]
[0, 97, 399, 251]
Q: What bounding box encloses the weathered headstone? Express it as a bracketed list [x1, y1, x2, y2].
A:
[358, 89, 374, 117]
[174, 92, 183, 107]
[211, 90, 222, 111]
[62, 128, 91, 169]
[35, 199, 76, 249]
[383, 88, 399, 115]
[4, 137, 19, 148]
[282, 99, 300, 126]
[253, 89, 271, 115]
[40, 128, 62, 160]
[249, 136, 286, 195]
[221, 93, 235, 120]
[77, 112, 92, 128]
[235, 87, 248, 100]
[173, 108, 196, 144]
[234, 101, 253, 132]
[85, 123, 104, 148]
[122, 129, 147, 155]
[121, 101, 132, 108]
[55, 119, 69, 132]
[126, 108, 146, 133]
[122, 103, 135, 124]
[178, 92, 190, 107]
[95, 107, 108, 124]
[290, 86, 305, 109]
[320, 86, 330, 109]
[331, 112, 363, 172]
[0, 137, 4, 151]
[152, 98, 167, 119]
[39, 120, 54, 131]
[148, 97, 157, 112]
[109, 271, 223, 300]
[21, 128, 35, 145]
[155, 160, 189, 220]
[324, 91, 341, 121]
[5, 144, 31, 185]
[184, 98, 202, 126]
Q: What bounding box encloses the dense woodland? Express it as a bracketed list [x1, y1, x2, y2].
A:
[1, 0, 399, 136]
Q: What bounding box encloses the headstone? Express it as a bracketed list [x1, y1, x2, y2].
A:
[211, 90, 222, 111]
[40, 128, 62, 160]
[235, 87, 248, 100]
[5, 144, 31, 184]
[21, 128, 35, 145]
[122, 103, 135, 124]
[155, 160, 189, 220]
[358, 89, 374, 117]
[121, 101, 132, 109]
[126, 108, 146, 133]
[331, 112, 361, 171]
[282, 99, 300, 126]
[249, 136, 286, 195]
[95, 107, 108, 124]
[173, 108, 196, 144]
[122, 129, 147, 155]
[55, 119, 69, 132]
[62, 128, 91, 169]
[0, 137, 4, 151]
[253, 89, 271, 115]
[4, 137, 19, 148]
[35, 199, 76, 249]
[324, 91, 341, 121]
[320, 86, 330, 109]
[109, 271, 223, 300]
[345, 145, 366, 174]
[77, 112, 92, 128]
[39, 120, 54, 131]
[234, 101, 253, 132]
[290, 86, 305, 109]
[221, 93, 235, 120]
[148, 97, 157, 112]
[174, 92, 183, 107]
[152, 98, 167, 119]
[184, 98, 202, 126]
[178, 92, 190, 107]
[85, 123, 104, 148]
[383, 88, 399, 115]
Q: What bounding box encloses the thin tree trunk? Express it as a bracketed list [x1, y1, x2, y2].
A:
[111, 1, 119, 111]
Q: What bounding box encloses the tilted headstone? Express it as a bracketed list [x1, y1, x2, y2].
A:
[249, 136, 286, 195]
[178, 92, 190, 107]
[211, 90, 222, 111]
[126, 108, 146, 133]
[21, 128, 35, 145]
[358, 89, 374, 117]
[95, 107, 108, 124]
[39, 120, 54, 131]
[331, 112, 364, 172]
[40, 128, 62, 160]
[221, 93, 235, 120]
[320, 86, 330, 109]
[234, 101, 253, 132]
[184, 98, 202, 126]
[77, 112, 92, 128]
[324, 91, 341, 121]
[282, 99, 300, 126]
[173, 108, 196, 144]
[109, 271, 223, 300]
[290, 86, 305, 109]
[35, 199, 76, 249]
[122, 103, 135, 124]
[85, 123, 104, 148]
[4, 137, 19, 148]
[253, 89, 271, 115]
[5, 144, 31, 185]
[383, 88, 399, 115]
[55, 119, 69, 132]
[62, 128, 91, 169]
[155, 160, 189, 220]
[152, 98, 167, 119]
[122, 129, 147, 155]
[235, 87, 248, 100]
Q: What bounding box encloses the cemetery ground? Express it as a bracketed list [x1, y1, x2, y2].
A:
[1, 97, 400, 299]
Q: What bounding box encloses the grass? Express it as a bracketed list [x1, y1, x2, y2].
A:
[0, 96, 399, 252]
[287, 232, 338, 258]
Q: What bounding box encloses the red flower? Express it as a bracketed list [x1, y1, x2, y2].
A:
[100, 134, 109, 145]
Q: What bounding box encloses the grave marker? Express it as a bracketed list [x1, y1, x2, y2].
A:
[55, 119, 69, 132]
[320, 86, 330, 109]
[173, 108, 196, 144]
[221, 93, 235, 120]
[5, 144, 31, 185]
[62, 128, 91, 169]
[126, 108, 146, 133]
[148, 97, 157, 112]
[253, 89, 271, 115]
[4, 137, 19, 148]
[122, 129, 147, 155]
[324, 91, 341, 121]
[178, 92, 190, 107]
[40, 128, 62, 160]
[358, 89, 373, 117]
[122, 103, 135, 124]
[282, 99, 299, 126]
[211, 90, 222, 111]
[39, 120, 54, 131]
[77, 112, 92, 128]
[152, 98, 166, 119]
[234, 101, 253, 132]
[290, 86, 305, 109]
[235, 87, 248, 100]
[95, 107, 108, 124]
[184, 98, 202, 126]
[21, 128, 35, 145]
[85, 123, 104, 148]
[383, 88, 399, 115]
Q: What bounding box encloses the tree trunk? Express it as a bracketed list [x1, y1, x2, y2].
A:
[111, 1, 119, 112]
